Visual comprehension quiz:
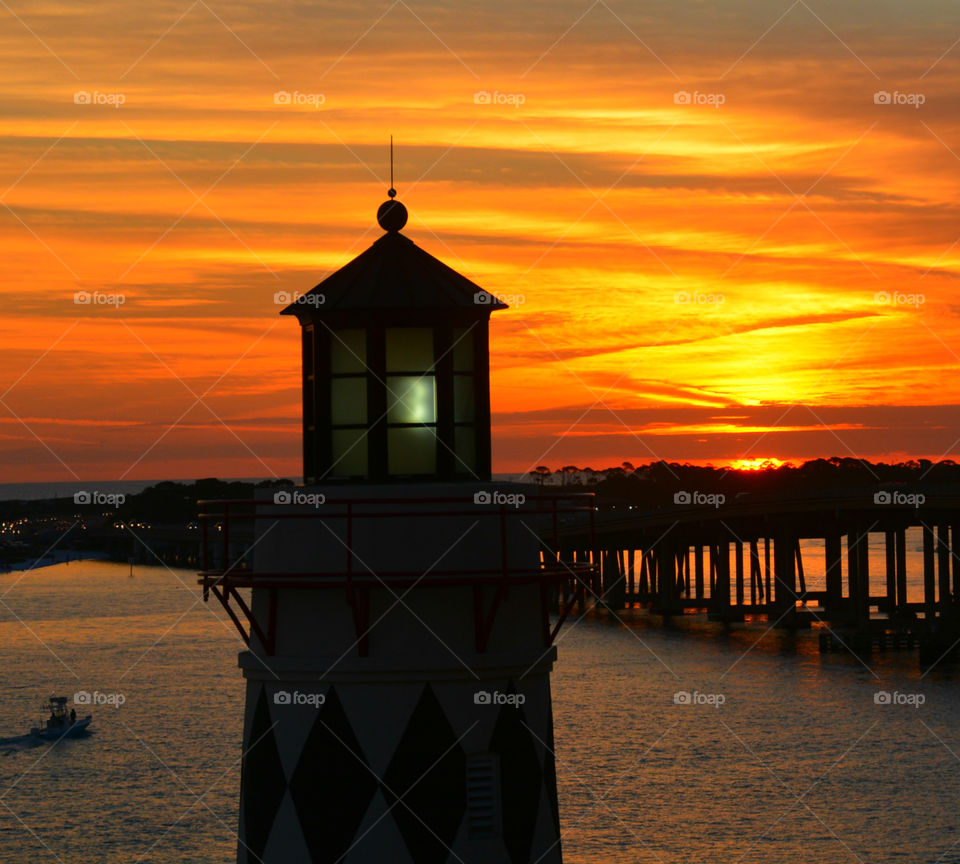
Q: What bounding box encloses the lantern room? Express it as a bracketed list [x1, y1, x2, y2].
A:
[281, 195, 507, 483]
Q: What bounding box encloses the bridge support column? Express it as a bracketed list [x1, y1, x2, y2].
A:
[654, 539, 678, 616]
[735, 542, 744, 608]
[601, 549, 625, 611]
[953, 523, 960, 610]
[923, 522, 936, 622]
[773, 530, 799, 627]
[708, 541, 732, 621]
[695, 545, 704, 602]
[749, 540, 760, 606]
[938, 524, 952, 620]
[825, 533, 843, 618]
[764, 538, 772, 607]
[847, 526, 870, 630]
[884, 530, 896, 617]
[896, 528, 907, 618]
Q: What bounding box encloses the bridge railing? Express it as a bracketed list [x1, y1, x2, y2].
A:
[197, 491, 598, 589]
[196, 491, 599, 654]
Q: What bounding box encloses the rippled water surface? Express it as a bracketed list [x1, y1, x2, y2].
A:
[0, 561, 958, 863]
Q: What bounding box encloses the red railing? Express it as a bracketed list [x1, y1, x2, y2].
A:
[197, 492, 599, 655]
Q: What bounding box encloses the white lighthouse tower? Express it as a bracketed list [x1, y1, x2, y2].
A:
[200, 190, 594, 863]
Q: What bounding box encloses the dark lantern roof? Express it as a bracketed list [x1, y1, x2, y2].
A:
[281, 228, 508, 317]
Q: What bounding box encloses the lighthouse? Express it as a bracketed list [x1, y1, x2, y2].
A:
[200, 188, 595, 863]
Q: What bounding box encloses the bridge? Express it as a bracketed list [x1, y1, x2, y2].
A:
[549, 487, 960, 661]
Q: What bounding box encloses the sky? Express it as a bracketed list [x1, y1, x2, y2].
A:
[3, 0, 960, 482]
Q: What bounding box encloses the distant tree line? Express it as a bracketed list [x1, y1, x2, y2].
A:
[528, 458, 960, 505]
[0, 478, 295, 527]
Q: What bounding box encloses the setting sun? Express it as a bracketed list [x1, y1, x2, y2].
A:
[728, 457, 787, 472]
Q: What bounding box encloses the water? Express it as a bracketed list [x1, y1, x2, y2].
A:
[0, 562, 958, 863]
[0, 561, 242, 863]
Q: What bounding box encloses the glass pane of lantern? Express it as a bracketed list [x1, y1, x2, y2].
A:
[331, 429, 368, 477]
[386, 376, 437, 424]
[386, 327, 434, 371]
[454, 375, 474, 422]
[331, 329, 366, 374]
[388, 427, 437, 475]
[330, 378, 367, 425]
[455, 426, 477, 473]
[452, 327, 474, 372]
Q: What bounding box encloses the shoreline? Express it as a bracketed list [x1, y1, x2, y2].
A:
[0, 550, 110, 575]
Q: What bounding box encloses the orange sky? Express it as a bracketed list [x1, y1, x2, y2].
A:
[3, 0, 960, 482]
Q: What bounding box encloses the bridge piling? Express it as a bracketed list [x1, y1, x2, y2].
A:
[654, 539, 680, 616]
[923, 523, 936, 621]
[825, 533, 843, 617]
[773, 530, 799, 627]
[764, 538, 772, 606]
[895, 527, 907, 618]
[695, 544, 705, 602]
[953, 523, 960, 608]
[735, 541, 745, 607]
[938, 524, 951, 619]
[885, 530, 896, 616]
[708, 540, 734, 621]
[851, 525, 871, 629]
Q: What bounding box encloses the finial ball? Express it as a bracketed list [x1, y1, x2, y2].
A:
[377, 199, 407, 232]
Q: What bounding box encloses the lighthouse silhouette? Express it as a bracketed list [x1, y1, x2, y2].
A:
[200, 186, 594, 863]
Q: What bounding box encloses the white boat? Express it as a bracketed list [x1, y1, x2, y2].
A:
[30, 697, 92, 740]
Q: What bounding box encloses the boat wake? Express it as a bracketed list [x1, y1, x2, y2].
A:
[0, 733, 43, 752]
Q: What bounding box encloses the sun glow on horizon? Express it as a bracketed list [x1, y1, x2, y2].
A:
[728, 458, 787, 472]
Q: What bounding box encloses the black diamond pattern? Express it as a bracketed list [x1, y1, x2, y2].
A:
[489, 683, 543, 864]
[383, 684, 467, 864]
[289, 686, 379, 864]
[241, 688, 287, 863]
